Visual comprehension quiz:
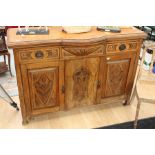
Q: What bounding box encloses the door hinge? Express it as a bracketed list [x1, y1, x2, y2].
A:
[61, 85, 65, 94]
[97, 80, 101, 89]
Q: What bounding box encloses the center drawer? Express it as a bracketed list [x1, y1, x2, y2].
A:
[61, 44, 105, 59]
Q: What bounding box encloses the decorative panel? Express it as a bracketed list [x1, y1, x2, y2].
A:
[128, 42, 137, 50]
[28, 68, 58, 110]
[20, 52, 33, 60]
[62, 45, 104, 58]
[73, 67, 91, 101]
[105, 59, 130, 97]
[65, 58, 100, 109]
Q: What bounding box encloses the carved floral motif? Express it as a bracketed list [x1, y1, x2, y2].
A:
[73, 67, 91, 101]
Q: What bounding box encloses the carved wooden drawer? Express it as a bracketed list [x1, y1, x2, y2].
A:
[62, 44, 105, 59]
[106, 40, 138, 53]
[19, 47, 60, 63]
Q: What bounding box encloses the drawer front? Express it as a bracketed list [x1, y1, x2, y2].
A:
[106, 40, 138, 53]
[19, 47, 60, 63]
[62, 45, 105, 59]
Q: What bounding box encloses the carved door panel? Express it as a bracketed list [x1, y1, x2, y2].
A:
[65, 58, 100, 109]
[28, 68, 58, 109]
[101, 54, 136, 98]
[21, 62, 64, 116]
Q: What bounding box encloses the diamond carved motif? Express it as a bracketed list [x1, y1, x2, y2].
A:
[108, 64, 124, 87]
[105, 60, 130, 97]
[35, 74, 53, 104]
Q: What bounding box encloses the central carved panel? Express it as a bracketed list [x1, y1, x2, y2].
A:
[65, 58, 100, 109]
[73, 67, 91, 101]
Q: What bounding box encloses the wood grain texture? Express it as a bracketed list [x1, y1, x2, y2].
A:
[106, 40, 139, 53]
[62, 45, 105, 57]
[7, 27, 146, 123]
[28, 68, 58, 109]
[19, 47, 60, 63]
[7, 27, 147, 48]
[105, 59, 130, 97]
[65, 58, 100, 109]
[1, 94, 155, 128]
[101, 53, 136, 100]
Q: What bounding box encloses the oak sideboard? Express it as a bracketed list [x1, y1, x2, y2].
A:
[7, 27, 146, 124]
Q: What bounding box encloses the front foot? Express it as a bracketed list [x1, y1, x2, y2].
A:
[123, 99, 131, 106]
[22, 117, 30, 125]
[123, 100, 128, 106]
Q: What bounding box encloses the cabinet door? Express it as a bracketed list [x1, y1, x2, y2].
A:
[28, 68, 58, 109]
[65, 58, 100, 109]
[101, 54, 136, 98]
[21, 62, 64, 116]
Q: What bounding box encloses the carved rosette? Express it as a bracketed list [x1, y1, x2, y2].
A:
[73, 67, 91, 101]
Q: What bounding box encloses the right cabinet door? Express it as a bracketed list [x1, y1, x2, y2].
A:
[101, 54, 136, 98]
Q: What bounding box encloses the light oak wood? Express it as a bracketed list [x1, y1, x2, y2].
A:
[65, 57, 100, 109]
[7, 26, 147, 124]
[1, 95, 155, 128]
[7, 27, 146, 48]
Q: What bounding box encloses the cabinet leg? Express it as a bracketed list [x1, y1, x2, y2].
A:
[123, 99, 130, 106]
[22, 117, 30, 125]
[123, 94, 131, 106]
[123, 100, 127, 106]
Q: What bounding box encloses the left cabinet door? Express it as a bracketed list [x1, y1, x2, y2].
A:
[21, 61, 64, 117]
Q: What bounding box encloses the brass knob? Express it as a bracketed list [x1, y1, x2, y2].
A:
[35, 51, 44, 58]
[106, 57, 111, 60]
[119, 44, 126, 51]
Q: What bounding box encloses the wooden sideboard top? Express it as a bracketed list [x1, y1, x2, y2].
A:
[7, 26, 147, 48]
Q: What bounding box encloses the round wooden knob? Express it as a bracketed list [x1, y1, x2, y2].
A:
[119, 44, 126, 51]
[106, 57, 111, 60]
[35, 51, 44, 58]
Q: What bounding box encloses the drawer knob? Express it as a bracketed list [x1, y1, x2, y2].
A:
[35, 51, 44, 58]
[106, 57, 111, 60]
[119, 44, 126, 51]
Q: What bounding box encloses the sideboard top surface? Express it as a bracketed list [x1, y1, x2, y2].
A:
[7, 26, 147, 48]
